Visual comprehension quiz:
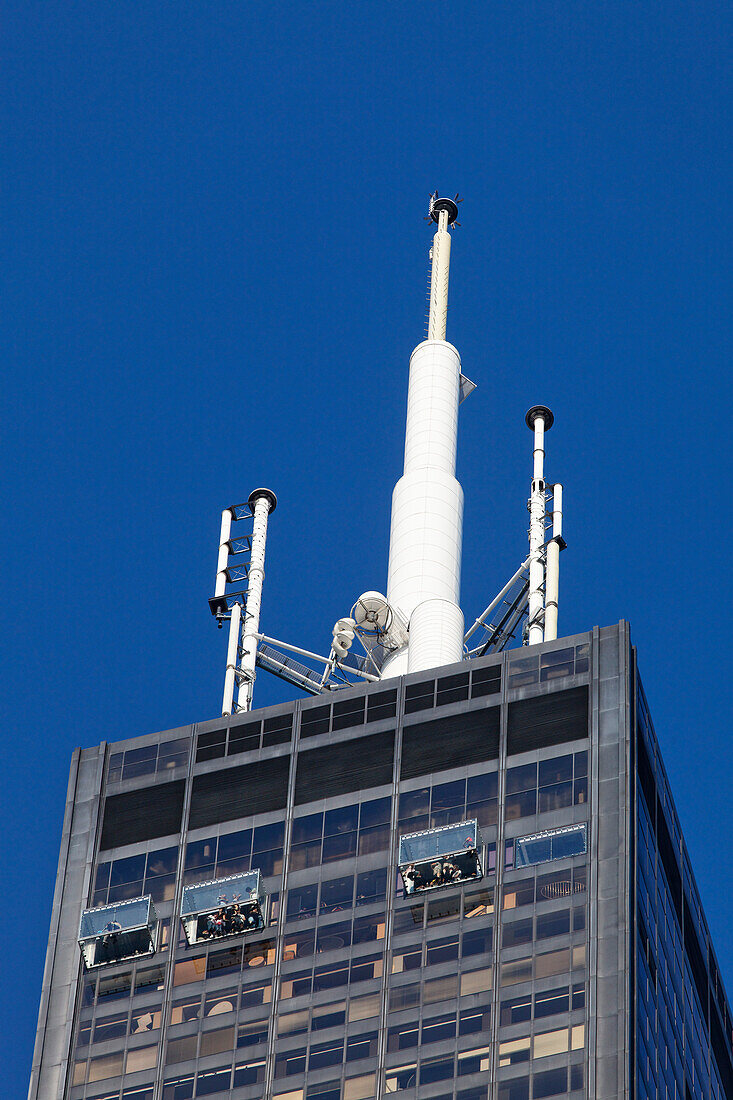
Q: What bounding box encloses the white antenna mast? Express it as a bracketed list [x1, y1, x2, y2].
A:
[210, 488, 277, 715]
[382, 193, 471, 677]
[543, 483, 564, 641]
[238, 489, 277, 711]
[525, 406, 553, 645]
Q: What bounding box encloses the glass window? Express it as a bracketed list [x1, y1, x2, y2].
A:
[91, 1011, 127, 1044]
[173, 956, 206, 987]
[87, 1051, 124, 1081]
[346, 1031, 378, 1061]
[240, 979, 272, 1008]
[539, 755, 573, 786]
[537, 910, 571, 939]
[162, 1073, 195, 1100]
[389, 983, 421, 1012]
[130, 1005, 162, 1034]
[399, 788, 430, 822]
[322, 830, 357, 863]
[324, 805, 359, 835]
[503, 919, 532, 948]
[358, 823, 390, 856]
[392, 945, 422, 974]
[460, 968, 492, 996]
[427, 935, 459, 965]
[353, 913, 386, 943]
[290, 840, 322, 871]
[292, 813, 323, 844]
[170, 992, 201, 1025]
[459, 1006, 491, 1034]
[535, 947, 572, 980]
[309, 1039, 344, 1069]
[534, 988, 569, 1018]
[422, 1013, 456, 1044]
[507, 764, 537, 794]
[506, 788, 537, 820]
[538, 781, 573, 813]
[275, 1047, 307, 1077]
[533, 1067, 568, 1099]
[388, 1022, 419, 1051]
[320, 876, 354, 913]
[464, 887, 494, 918]
[533, 1027, 569, 1059]
[385, 1061, 418, 1092]
[498, 1079, 529, 1100]
[314, 961, 349, 992]
[356, 868, 387, 907]
[350, 954, 382, 983]
[349, 992, 381, 1022]
[500, 994, 532, 1026]
[204, 988, 237, 1018]
[421, 1054, 455, 1083]
[166, 1034, 198, 1064]
[287, 884, 318, 921]
[126, 1045, 157, 1072]
[253, 820, 285, 852]
[313, 1001, 346, 1030]
[499, 1036, 530, 1066]
[344, 1074, 376, 1100]
[278, 1009, 309, 1036]
[316, 921, 351, 954]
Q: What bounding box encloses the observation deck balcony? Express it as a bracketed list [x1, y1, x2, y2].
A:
[181, 870, 265, 947]
[78, 897, 157, 969]
[398, 819, 482, 897]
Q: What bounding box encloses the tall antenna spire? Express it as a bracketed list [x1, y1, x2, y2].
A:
[382, 194, 468, 678]
[427, 193, 459, 340]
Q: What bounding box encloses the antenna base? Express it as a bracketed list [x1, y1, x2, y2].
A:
[525, 405, 554, 431]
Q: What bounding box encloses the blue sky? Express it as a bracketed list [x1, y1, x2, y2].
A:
[3, 2, 731, 1091]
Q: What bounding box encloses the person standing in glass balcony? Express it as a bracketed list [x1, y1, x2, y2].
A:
[442, 858, 461, 881]
[430, 861, 445, 887]
[403, 864, 422, 894]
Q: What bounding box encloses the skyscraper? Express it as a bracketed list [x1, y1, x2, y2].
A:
[29, 201, 733, 1100]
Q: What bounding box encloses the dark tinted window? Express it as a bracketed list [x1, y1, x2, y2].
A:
[100, 780, 185, 849]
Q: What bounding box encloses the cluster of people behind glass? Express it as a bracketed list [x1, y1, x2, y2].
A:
[401, 849, 479, 895]
[200, 901, 260, 940]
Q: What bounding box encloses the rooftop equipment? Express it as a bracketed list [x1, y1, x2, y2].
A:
[209, 195, 567, 708]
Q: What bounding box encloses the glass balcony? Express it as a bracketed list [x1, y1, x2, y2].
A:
[398, 819, 482, 896]
[78, 896, 157, 969]
[515, 823, 587, 868]
[180, 869, 265, 947]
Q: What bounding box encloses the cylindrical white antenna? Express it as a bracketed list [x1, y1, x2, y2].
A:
[543, 483, 563, 642]
[239, 488, 277, 711]
[215, 508, 233, 601]
[427, 203, 452, 340]
[383, 195, 465, 678]
[222, 601, 241, 717]
[525, 406, 553, 646]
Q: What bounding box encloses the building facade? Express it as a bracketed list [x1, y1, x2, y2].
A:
[29, 622, 733, 1100]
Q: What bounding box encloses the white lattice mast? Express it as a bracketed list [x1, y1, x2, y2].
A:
[382, 194, 467, 677]
[213, 488, 277, 716]
[238, 489, 277, 711]
[525, 406, 553, 645]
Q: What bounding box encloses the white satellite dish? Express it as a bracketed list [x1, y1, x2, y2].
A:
[351, 592, 393, 634]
